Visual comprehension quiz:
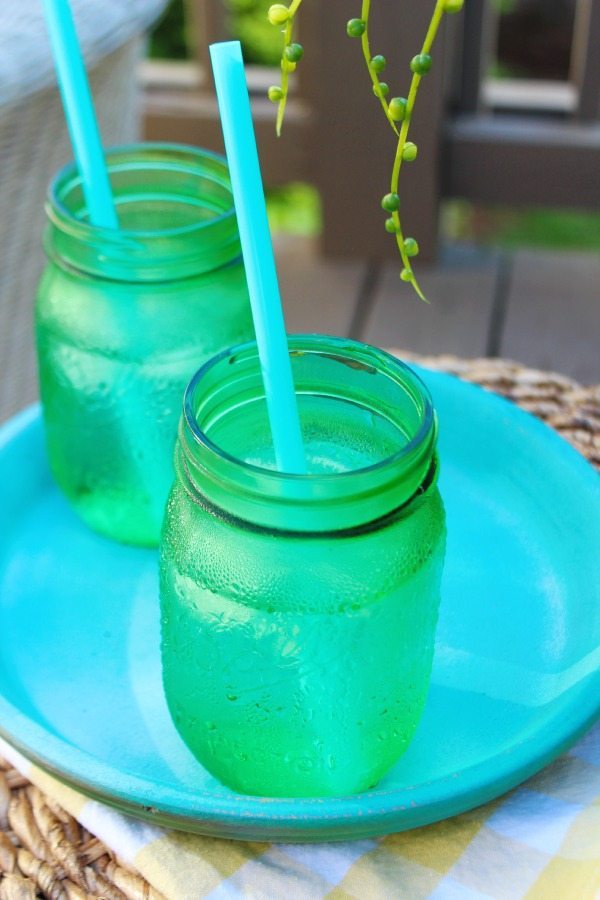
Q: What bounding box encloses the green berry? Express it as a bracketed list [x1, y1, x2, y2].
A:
[285, 42, 304, 63]
[268, 85, 284, 102]
[404, 237, 419, 257]
[370, 54, 386, 73]
[400, 268, 413, 282]
[402, 142, 418, 161]
[282, 57, 297, 73]
[381, 193, 400, 212]
[346, 18, 366, 37]
[389, 97, 407, 121]
[444, 0, 464, 11]
[268, 4, 290, 25]
[410, 53, 432, 75]
[373, 82, 389, 98]
[385, 218, 399, 234]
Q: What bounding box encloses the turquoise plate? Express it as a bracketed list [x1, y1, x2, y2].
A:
[0, 369, 599, 842]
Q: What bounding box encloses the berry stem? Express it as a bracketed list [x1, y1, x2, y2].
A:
[422, 0, 447, 55]
[389, 0, 447, 301]
[276, 16, 293, 135]
[361, 0, 399, 136]
[271, 0, 305, 137]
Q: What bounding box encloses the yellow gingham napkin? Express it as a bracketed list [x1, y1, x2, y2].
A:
[1, 723, 599, 899]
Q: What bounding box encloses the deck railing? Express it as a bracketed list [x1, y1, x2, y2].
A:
[142, 0, 600, 261]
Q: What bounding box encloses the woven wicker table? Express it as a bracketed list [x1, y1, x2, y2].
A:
[0, 355, 598, 900]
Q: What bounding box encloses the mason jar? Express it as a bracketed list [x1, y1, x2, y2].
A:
[35, 143, 252, 547]
[160, 335, 446, 797]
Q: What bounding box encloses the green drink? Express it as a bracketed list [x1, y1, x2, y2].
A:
[160, 336, 445, 797]
[35, 144, 252, 546]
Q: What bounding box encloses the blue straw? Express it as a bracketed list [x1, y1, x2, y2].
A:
[209, 41, 306, 475]
[42, 0, 118, 229]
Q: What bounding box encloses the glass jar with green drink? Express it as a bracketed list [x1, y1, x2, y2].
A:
[160, 335, 446, 797]
[35, 143, 252, 547]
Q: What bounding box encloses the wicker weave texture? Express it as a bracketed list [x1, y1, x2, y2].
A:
[399, 353, 600, 470]
[0, 763, 163, 899]
[0, 356, 598, 898]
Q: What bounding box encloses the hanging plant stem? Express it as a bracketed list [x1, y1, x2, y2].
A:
[267, 1, 464, 300]
[360, 0, 399, 136]
[388, 0, 447, 300]
[349, 0, 464, 301]
[267, 0, 305, 136]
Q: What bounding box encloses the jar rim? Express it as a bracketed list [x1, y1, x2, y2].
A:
[179, 335, 438, 532]
[47, 142, 236, 242]
[183, 335, 435, 483]
[45, 142, 242, 281]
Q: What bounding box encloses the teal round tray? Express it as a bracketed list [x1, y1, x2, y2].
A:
[0, 368, 598, 841]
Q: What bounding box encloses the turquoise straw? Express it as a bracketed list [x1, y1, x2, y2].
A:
[209, 41, 306, 475]
[42, 0, 118, 228]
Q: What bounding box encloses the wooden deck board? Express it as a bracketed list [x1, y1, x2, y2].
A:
[2, 241, 597, 426]
[362, 248, 499, 357]
[275, 236, 364, 337]
[500, 249, 600, 384]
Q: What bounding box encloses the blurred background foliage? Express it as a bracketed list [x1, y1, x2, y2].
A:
[149, 0, 187, 59]
[149, 0, 280, 63]
[148, 0, 599, 250]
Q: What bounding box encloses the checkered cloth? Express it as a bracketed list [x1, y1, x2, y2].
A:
[1, 723, 598, 899]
